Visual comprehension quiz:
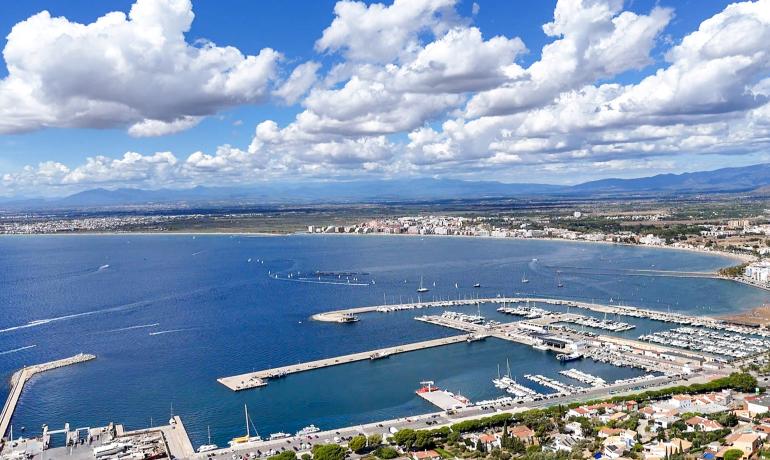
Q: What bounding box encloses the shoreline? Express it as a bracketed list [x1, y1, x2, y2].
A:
[1, 229, 755, 265]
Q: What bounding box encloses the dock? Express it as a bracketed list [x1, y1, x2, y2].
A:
[218, 335, 473, 391]
[1, 353, 96, 440]
[417, 389, 472, 410]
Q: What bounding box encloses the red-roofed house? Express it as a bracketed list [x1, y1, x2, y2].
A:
[412, 450, 441, 460]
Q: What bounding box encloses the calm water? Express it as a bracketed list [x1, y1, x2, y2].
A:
[0, 234, 768, 447]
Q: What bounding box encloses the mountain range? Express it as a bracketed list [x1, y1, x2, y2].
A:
[2, 163, 769, 209]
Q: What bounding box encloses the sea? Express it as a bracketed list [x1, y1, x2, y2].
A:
[0, 234, 768, 447]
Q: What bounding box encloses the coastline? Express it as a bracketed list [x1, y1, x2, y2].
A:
[0, 228, 755, 266]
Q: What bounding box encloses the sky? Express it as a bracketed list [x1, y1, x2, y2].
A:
[0, 0, 768, 196]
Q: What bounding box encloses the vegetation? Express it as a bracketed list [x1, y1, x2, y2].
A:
[268, 452, 297, 460]
[311, 444, 348, 460]
[724, 449, 744, 460]
[374, 446, 399, 459]
[719, 263, 748, 277]
[348, 435, 367, 453]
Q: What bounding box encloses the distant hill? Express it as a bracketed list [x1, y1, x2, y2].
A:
[3, 163, 770, 209]
[572, 163, 770, 194]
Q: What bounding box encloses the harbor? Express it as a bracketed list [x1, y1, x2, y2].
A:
[1, 353, 96, 442]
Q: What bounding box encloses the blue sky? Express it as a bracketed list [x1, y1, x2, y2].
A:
[0, 0, 768, 196]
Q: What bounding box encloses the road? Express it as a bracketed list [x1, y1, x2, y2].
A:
[191, 373, 709, 459]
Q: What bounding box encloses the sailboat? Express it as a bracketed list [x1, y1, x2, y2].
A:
[521, 273, 529, 284]
[198, 426, 218, 453]
[417, 276, 430, 293]
[556, 271, 564, 288]
[229, 405, 262, 446]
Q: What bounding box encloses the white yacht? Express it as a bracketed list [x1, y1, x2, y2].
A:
[229, 405, 262, 446]
[417, 276, 430, 293]
[198, 426, 218, 453]
[295, 425, 321, 437]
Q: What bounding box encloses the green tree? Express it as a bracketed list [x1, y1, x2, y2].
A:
[392, 429, 417, 449]
[723, 449, 744, 460]
[312, 444, 347, 460]
[367, 433, 382, 448]
[301, 454, 311, 460]
[375, 447, 399, 459]
[348, 435, 367, 453]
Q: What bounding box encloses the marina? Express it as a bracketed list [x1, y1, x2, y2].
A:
[1, 234, 766, 452]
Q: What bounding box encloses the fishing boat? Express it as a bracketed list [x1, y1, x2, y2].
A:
[197, 426, 218, 453]
[417, 276, 430, 293]
[229, 405, 262, 446]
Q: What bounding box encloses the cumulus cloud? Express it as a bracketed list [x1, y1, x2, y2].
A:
[273, 62, 322, 105]
[315, 0, 461, 63]
[0, 0, 282, 136]
[3, 0, 770, 194]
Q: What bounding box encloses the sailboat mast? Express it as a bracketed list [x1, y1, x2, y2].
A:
[244, 404, 249, 437]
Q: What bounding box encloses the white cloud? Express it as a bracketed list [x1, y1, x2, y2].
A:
[0, 0, 282, 136]
[315, 0, 460, 63]
[128, 116, 203, 137]
[3, 0, 770, 194]
[273, 61, 322, 105]
[464, 0, 673, 117]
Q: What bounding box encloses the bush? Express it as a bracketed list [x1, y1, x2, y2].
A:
[269, 452, 297, 460]
[724, 449, 744, 460]
[374, 447, 399, 459]
[348, 435, 367, 453]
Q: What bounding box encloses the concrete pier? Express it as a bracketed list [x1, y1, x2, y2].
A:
[314, 296, 733, 330]
[218, 335, 473, 391]
[1, 353, 95, 441]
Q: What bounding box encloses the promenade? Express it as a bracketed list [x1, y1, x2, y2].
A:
[217, 334, 473, 391]
[1, 353, 95, 441]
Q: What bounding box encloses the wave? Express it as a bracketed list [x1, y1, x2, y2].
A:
[0, 344, 36, 355]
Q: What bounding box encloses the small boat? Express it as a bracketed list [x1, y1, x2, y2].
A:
[521, 274, 529, 284]
[556, 271, 564, 288]
[417, 276, 430, 293]
[338, 313, 359, 323]
[198, 426, 218, 453]
[269, 432, 291, 440]
[556, 352, 583, 362]
[473, 283, 481, 288]
[295, 425, 321, 437]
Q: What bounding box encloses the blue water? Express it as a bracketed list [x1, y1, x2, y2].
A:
[0, 234, 768, 447]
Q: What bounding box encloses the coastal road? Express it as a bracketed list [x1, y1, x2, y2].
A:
[193, 373, 700, 459]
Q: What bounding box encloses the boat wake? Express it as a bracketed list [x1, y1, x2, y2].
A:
[0, 344, 36, 355]
[99, 323, 160, 334]
[149, 328, 196, 336]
